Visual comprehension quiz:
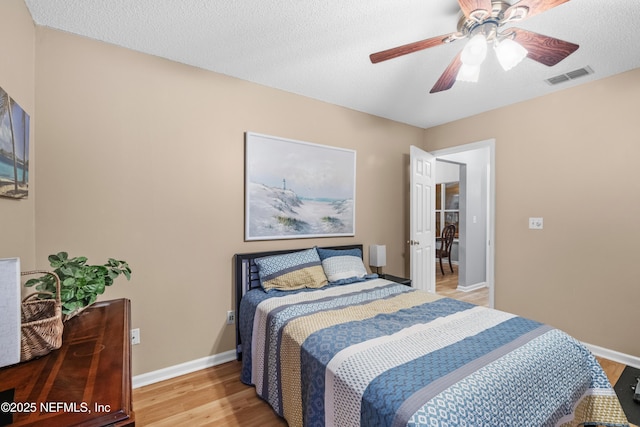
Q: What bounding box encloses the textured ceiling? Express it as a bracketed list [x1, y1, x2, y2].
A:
[24, 0, 640, 128]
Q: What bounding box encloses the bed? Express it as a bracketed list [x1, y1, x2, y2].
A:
[235, 244, 628, 427]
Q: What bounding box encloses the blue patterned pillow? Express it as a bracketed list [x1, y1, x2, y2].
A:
[321, 255, 368, 284]
[255, 248, 328, 292]
[316, 247, 362, 261]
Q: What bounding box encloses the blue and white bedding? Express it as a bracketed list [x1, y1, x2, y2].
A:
[239, 278, 628, 427]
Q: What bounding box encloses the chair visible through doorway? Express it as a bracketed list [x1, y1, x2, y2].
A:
[437, 224, 456, 275]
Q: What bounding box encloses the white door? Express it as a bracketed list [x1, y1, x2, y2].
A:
[409, 146, 436, 292]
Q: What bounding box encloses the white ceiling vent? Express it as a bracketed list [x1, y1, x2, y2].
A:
[545, 66, 594, 85]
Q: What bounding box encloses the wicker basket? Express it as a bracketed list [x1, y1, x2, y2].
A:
[20, 270, 64, 362]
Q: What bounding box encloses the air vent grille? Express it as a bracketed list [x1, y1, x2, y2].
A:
[547, 75, 570, 85]
[545, 66, 594, 85]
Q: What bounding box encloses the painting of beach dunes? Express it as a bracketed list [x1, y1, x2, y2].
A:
[0, 86, 30, 199]
[245, 132, 355, 240]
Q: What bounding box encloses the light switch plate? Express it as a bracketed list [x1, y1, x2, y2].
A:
[131, 328, 140, 345]
[528, 217, 543, 230]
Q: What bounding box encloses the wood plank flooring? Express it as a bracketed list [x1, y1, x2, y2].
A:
[132, 270, 635, 426]
[435, 263, 489, 306]
[132, 360, 287, 426]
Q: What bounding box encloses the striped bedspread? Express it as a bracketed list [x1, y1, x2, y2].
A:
[240, 278, 628, 427]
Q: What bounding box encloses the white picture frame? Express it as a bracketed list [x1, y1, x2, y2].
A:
[245, 132, 356, 241]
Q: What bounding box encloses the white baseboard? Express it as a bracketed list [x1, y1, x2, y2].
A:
[132, 349, 236, 389]
[583, 342, 640, 370]
[456, 282, 487, 292]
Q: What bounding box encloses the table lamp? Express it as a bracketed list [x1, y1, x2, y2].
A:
[369, 245, 386, 276]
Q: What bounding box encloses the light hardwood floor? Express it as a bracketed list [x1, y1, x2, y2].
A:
[132, 357, 634, 426]
[132, 360, 287, 426]
[133, 269, 634, 426]
[435, 263, 489, 306]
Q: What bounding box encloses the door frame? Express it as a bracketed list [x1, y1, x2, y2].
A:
[430, 139, 495, 308]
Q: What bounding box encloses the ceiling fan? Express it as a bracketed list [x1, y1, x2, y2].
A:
[370, 0, 579, 93]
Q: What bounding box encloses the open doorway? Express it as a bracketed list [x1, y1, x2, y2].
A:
[431, 139, 495, 308]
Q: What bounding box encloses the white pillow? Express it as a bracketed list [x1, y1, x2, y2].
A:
[321, 255, 367, 283]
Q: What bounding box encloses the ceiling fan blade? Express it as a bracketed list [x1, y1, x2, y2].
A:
[370, 33, 457, 64]
[430, 51, 463, 94]
[510, 28, 579, 66]
[505, 0, 570, 21]
[458, 0, 493, 18]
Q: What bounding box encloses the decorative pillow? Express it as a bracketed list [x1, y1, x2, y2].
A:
[316, 247, 362, 261]
[321, 255, 368, 284]
[255, 248, 328, 292]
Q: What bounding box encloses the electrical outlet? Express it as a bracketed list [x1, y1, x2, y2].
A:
[131, 328, 140, 345]
[226, 310, 235, 325]
[528, 217, 543, 230]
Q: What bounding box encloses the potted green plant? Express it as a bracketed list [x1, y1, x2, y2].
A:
[25, 252, 132, 321]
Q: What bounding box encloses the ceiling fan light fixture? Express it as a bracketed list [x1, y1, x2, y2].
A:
[460, 34, 488, 66]
[456, 63, 481, 82]
[369, 0, 579, 93]
[495, 38, 528, 71]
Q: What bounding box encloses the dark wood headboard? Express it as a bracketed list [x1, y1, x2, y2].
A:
[233, 244, 363, 360]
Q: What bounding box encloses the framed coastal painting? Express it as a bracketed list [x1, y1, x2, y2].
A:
[245, 132, 356, 241]
[0, 86, 30, 199]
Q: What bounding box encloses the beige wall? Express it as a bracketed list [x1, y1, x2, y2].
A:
[33, 27, 423, 375]
[0, 0, 36, 267]
[5, 0, 638, 377]
[424, 68, 640, 357]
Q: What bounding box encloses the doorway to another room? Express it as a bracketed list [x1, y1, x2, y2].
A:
[432, 140, 494, 308]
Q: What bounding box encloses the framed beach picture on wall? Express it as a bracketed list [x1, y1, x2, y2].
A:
[245, 132, 356, 241]
[0, 85, 30, 199]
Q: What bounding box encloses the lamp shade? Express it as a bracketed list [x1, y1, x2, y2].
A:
[495, 38, 528, 71]
[456, 63, 481, 82]
[0, 258, 21, 368]
[369, 245, 387, 267]
[460, 34, 488, 66]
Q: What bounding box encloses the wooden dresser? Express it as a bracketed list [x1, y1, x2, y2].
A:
[0, 299, 134, 426]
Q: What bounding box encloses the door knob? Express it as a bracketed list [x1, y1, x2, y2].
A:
[407, 240, 420, 246]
